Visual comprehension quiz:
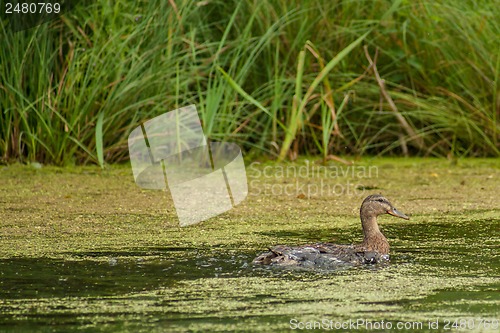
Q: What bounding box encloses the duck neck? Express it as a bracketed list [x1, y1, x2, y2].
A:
[362, 215, 382, 238]
[360, 215, 389, 254]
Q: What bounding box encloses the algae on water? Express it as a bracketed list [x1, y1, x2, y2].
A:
[0, 158, 498, 332]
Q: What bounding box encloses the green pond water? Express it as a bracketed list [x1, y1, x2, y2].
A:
[0, 159, 498, 332]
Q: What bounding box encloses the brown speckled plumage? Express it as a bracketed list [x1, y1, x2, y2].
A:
[253, 194, 409, 268]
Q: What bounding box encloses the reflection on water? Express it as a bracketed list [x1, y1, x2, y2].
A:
[0, 218, 498, 332]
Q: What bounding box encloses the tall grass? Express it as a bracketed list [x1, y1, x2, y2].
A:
[0, 0, 498, 165]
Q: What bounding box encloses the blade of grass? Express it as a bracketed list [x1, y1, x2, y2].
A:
[278, 30, 370, 161]
[95, 112, 104, 168]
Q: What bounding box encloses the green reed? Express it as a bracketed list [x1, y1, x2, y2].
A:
[0, 0, 498, 165]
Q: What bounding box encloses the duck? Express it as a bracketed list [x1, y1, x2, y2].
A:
[253, 194, 409, 269]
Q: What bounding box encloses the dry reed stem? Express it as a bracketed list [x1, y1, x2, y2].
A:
[364, 45, 425, 150]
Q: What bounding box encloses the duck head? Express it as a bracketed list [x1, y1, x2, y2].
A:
[359, 194, 409, 254]
[360, 194, 409, 220]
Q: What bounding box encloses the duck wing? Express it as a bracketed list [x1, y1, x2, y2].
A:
[253, 243, 388, 268]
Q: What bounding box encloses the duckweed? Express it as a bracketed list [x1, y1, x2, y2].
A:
[0, 158, 498, 332]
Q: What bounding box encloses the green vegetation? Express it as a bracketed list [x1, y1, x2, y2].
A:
[1, 157, 499, 258]
[0, 159, 498, 331]
[1, 0, 499, 165]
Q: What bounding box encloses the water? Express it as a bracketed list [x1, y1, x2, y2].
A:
[0, 219, 498, 333]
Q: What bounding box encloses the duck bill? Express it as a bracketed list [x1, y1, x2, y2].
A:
[388, 208, 409, 220]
